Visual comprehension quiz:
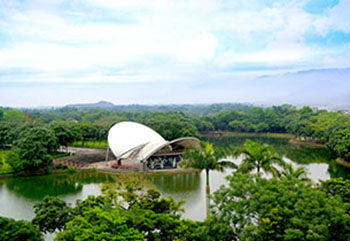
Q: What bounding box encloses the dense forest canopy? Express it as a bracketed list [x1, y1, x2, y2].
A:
[1, 103, 350, 171]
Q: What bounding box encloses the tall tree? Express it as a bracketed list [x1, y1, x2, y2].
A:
[7, 126, 58, 173]
[49, 121, 80, 149]
[235, 139, 284, 177]
[182, 142, 236, 196]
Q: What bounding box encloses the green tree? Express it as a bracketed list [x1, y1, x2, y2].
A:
[235, 139, 284, 177]
[49, 121, 77, 149]
[327, 128, 350, 161]
[32, 176, 203, 241]
[3, 109, 29, 123]
[0, 216, 43, 241]
[7, 126, 58, 173]
[208, 172, 350, 240]
[0, 122, 13, 147]
[280, 163, 310, 182]
[78, 121, 96, 146]
[319, 178, 350, 204]
[182, 142, 236, 196]
[228, 120, 245, 132]
[32, 196, 73, 233]
[55, 207, 145, 241]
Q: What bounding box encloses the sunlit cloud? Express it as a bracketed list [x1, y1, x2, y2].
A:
[0, 0, 349, 106]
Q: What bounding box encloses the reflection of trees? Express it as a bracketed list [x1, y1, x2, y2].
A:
[4, 173, 114, 201]
[211, 136, 350, 179]
[5, 175, 83, 200]
[148, 172, 201, 195]
[53, 172, 114, 186]
[211, 136, 335, 164]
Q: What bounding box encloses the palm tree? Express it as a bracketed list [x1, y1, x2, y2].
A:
[280, 163, 311, 182]
[235, 139, 285, 177]
[181, 142, 236, 196]
[181, 142, 236, 217]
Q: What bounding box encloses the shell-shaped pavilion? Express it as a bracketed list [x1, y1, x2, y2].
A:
[108, 121, 200, 169]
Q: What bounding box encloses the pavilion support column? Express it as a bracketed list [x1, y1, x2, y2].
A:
[105, 146, 109, 164]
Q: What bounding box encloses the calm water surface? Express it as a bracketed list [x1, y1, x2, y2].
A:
[1, 135, 349, 239]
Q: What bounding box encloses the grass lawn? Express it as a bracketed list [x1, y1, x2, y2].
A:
[0, 150, 14, 174]
[71, 140, 108, 149]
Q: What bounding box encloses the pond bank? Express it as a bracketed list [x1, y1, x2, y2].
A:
[202, 131, 293, 139]
[289, 139, 326, 148]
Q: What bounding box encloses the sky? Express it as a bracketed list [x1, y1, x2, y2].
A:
[0, 0, 349, 107]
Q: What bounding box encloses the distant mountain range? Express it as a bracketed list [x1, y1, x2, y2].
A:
[61, 68, 350, 111]
[66, 101, 116, 109]
[254, 68, 350, 108]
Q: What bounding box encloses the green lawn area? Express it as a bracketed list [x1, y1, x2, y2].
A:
[71, 140, 108, 149]
[0, 150, 14, 174]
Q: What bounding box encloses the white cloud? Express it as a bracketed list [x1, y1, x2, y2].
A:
[176, 33, 217, 62]
[0, 0, 348, 87]
[313, 0, 350, 34]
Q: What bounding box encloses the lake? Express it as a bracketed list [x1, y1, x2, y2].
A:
[0, 135, 349, 240]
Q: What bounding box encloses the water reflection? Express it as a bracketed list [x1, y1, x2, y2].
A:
[149, 172, 201, 193]
[148, 171, 205, 220]
[209, 135, 349, 180]
[5, 175, 83, 201]
[0, 135, 349, 231]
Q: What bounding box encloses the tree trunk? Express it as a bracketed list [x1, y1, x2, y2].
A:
[206, 195, 210, 218]
[257, 160, 261, 174]
[205, 168, 210, 195]
[205, 168, 210, 217]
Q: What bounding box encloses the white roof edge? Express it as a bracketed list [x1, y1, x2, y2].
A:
[141, 141, 171, 161]
[142, 137, 200, 161]
[169, 137, 201, 145]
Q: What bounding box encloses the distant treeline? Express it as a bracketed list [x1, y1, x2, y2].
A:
[1, 103, 350, 162]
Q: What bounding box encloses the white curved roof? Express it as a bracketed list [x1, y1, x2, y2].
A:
[107, 121, 200, 161]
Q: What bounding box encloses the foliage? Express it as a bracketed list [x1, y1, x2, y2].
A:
[3, 109, 30, 123]
[31, 174, 202, 240]
[235, 139, 284, 176]
[3, 103, 350, 166]
[209, 172, 350, 241]
[55, 207, 145, 241]
[49, 120, 79, 148]
[327, 128, 350, 161]
[6, 125, 58, 173]
[280, 163, 310, 182]
[319, 178, 350, 204]
[182, 142, 236, 194]
[15, 125, 59, 154]
[0, 151, 13, 174]
[0, 216, 43, 241]
[0, 122, 19, 147]
[32, 196, 74, 233]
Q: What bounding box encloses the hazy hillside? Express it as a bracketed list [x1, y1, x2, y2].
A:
[66, 101, 115, 109]
[253, 68, 350, 107]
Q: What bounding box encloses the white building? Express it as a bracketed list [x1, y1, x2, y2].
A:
[108, 121, 200, 169]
